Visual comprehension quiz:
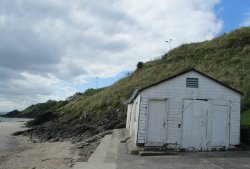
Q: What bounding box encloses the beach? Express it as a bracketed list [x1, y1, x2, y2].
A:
[0, 117, 80, 169]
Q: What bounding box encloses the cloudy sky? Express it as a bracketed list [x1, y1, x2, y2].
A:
[0, 0, 249, 112]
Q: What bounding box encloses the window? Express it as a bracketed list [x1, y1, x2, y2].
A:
[186, 78, 199, 88]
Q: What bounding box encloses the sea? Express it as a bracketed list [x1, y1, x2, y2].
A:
[0, 116, 31, 152]
[0, 117, 31, 123]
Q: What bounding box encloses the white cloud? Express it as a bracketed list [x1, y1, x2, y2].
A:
[0, 0, 222, 111]
[0, 72, 77, 112]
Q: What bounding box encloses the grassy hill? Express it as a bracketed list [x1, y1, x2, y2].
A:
[3, 100, 68, 118]
[20, 100, 68, 117]
[20, 27, 250, 126]
[5, 88, 105, 118]
[63, 27, 250, 125]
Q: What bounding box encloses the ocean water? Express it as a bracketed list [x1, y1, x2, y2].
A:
[0, 117, 31, 123]
[0, 117, 31, 151]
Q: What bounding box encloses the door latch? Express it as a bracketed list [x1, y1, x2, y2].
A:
[163, 122, 165, 127]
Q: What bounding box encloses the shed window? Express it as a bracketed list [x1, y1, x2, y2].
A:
[186, 78, 199, 88]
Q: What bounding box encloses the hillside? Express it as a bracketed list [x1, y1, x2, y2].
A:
[5, 88, 105, 118]
[13, 27, 250, 142]
[4, 100, 68, 118]
[63, 27, 250, 125]
[7, 27, 250, 133]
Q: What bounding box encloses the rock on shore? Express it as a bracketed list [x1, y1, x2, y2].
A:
[12, 111, 125, 162]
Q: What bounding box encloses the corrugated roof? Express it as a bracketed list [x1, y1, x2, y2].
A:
[125, 68, 243, 104]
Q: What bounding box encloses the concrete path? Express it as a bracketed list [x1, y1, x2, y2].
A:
[117, 143, 250, 169]
[73, 162, 86, 169]
[81, 129, 122, 169]
[77, 129, 250, 169]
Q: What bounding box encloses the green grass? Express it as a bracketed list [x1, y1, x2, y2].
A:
[21, 100, 68, 117]
[242, 109, 250, 126]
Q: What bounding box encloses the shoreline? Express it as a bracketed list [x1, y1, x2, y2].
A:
[0, 119, 80, 169]
[0, 120, 28, 151]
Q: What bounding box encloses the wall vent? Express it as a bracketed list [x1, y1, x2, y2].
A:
[186, 78, 199, 88]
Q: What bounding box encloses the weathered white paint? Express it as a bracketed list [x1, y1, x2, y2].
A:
[126, 104, 132, 130]
[182, 99, 210, 150]
[126, 70, 241, 151]
[126, 95, 140, 144]
[145, 99, 167, 146]
[211, 104, 230, 148]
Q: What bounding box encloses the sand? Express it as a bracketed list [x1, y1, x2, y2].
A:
[0, 120, 79, 169]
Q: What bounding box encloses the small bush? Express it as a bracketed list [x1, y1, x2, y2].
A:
[136, 61, 144, 69]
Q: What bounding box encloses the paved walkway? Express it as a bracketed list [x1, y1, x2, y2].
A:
[78, 129, 121, 169]
[117, 143, 250, 169]
[80, 129, 250, 169]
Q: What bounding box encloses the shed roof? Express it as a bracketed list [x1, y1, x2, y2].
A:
[126, 68, 243, 104]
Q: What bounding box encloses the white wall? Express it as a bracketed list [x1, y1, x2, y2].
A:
[126, 104, 132, 129]
[132, 70, 241, 148]
[127, 95, 140, 143]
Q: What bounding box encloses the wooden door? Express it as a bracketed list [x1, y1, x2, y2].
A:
[146, 99, 167, 146]
[182, 99, 209, 150]
[211, 104, 230, 148]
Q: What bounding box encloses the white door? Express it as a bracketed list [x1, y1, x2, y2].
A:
[182, 99, 209, 150]
[211, 105, 230, 148]
[146, 99, 167, 146]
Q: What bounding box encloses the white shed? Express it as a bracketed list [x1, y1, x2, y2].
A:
[126, 69, 243, 151]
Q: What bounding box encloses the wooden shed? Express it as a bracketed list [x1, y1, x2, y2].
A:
[126, 69, 243, 151]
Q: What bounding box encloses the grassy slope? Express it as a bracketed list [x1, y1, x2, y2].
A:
[20, 88, 106, 118]
[20, 100, 68, 117]
[63, 27, 250, 125]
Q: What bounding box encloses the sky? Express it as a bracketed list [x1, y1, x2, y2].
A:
[0, 0, 249, 112]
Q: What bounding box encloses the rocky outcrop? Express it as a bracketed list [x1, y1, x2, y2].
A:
[26, 112, 58, 127]
[11, 108, 125, 162]
[13, 110, 125, 143]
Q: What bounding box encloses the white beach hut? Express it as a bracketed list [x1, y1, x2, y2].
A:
[126, 69, 243, 151]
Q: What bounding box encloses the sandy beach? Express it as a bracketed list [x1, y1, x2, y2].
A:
[0, 118, 80, 169]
